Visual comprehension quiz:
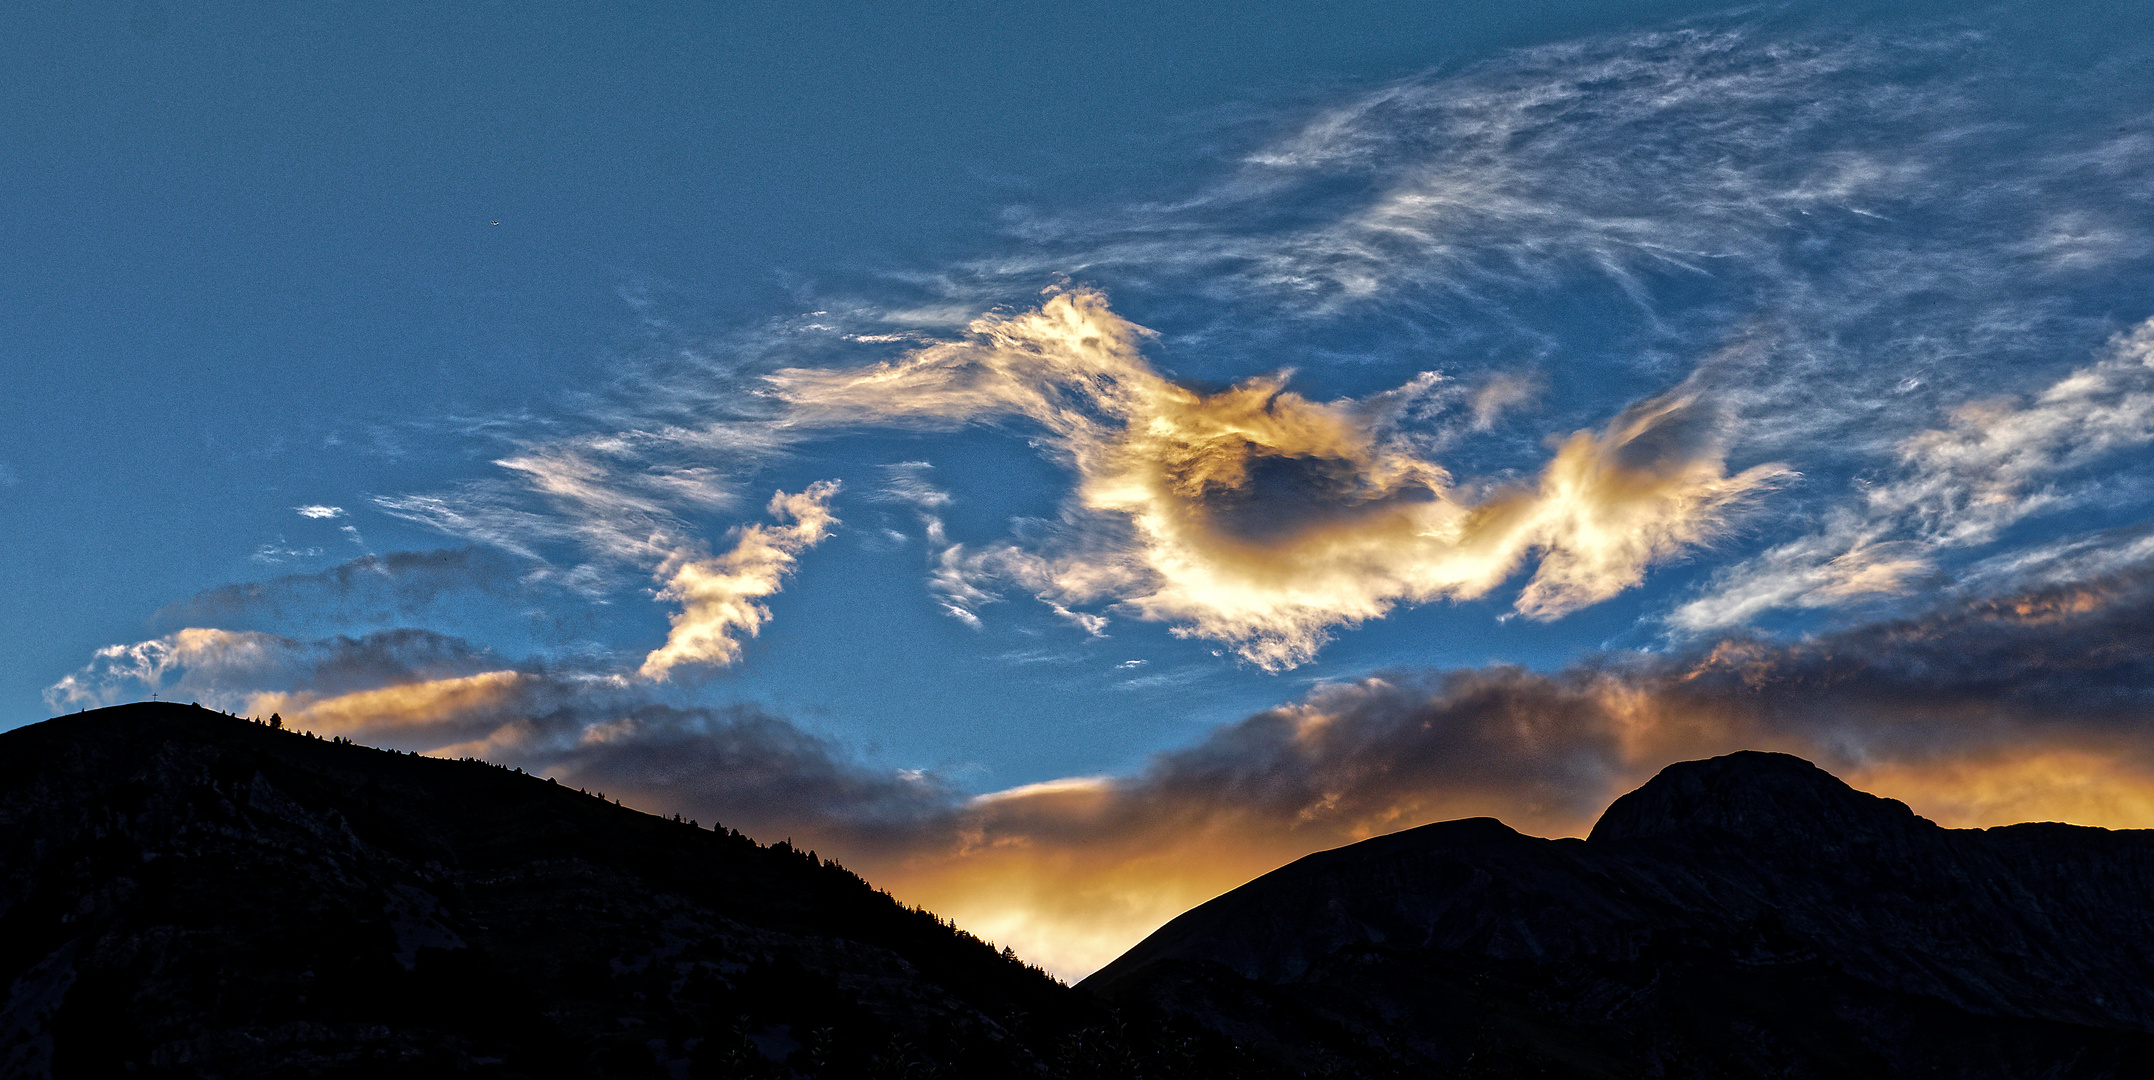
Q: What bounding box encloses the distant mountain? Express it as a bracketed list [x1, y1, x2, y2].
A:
[1084, 750, 2154, 1077]
[0, 704, 1270, 1080]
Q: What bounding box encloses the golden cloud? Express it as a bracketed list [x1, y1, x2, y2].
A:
[246, 669, 528, 742]
[773, 288, 1787, 668]
[639, 481, 841, 679]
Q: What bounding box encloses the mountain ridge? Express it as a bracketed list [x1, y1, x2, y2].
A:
[0, 703, 1207, 1079]
[1084, 751, 2154, 1077]
[12, 707, 2154, 1077]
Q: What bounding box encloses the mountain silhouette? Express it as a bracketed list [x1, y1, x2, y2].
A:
[0, 704, 1272, 1079]
[11, 709, 2154, 1078]
[1084, 750, 2154, 1077]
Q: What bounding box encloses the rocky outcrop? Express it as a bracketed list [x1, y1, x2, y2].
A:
[1083, 751, 2154, 1078]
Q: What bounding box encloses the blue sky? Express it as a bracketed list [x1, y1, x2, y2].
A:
[10, 0, 2154, 974]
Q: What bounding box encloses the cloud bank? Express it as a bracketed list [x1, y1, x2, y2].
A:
[53, 552, 2154, 976]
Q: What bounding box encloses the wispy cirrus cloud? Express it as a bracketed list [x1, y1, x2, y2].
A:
[869, 461, 953, 510]
[346, 11, 2154, 667]
[949, 15, 2154, 622]
[1674, 317, 2154, 630]
[367, 283, 1778, 669]
[250, 540, 323, 564]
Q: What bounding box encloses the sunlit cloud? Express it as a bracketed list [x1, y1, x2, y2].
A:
[250, 670, 530, 743]
[43, 627, 507, 714]
[638, 482, 841, 679]
[295, 504, 344, 519]
[956, 15, 2154, 547]
[1468, 372, 1541, 431]
[341, 16, 2154, 665]
[857, 561, 2154, 975]
[772, 287, 1786, 667]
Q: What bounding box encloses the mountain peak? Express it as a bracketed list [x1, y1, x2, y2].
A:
[1587, 750, 1922, 845]
[1090, 749, 2154, 1075]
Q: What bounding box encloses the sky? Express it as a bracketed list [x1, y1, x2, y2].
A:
[8, 0, 2154, 977]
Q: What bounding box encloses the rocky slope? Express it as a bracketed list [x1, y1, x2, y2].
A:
[1083, 751, 2154, 1078]
[0, 704, 1172, 1079]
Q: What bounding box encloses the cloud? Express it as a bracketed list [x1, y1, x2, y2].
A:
[494, 447, 732, 564]
[334, 10, 2154, 673]
[942, 14, 2154, 609]
[295, 505, 344, 519]
[373, 489, 565, 562]
[159, 548, 542, 625]
[333, 12, 2153, 670]
[48, 625, 946, 839]
[1675, 317, 2154, 630]
[43, 626, 507, 713]
[859, 559, 2154, 975]
[771, 287, 1787, 667]
[137, 481, 849, 694]
[977, 23, 1949, 321]
[251, 541, 324, 564]
[870, 461, 953, 509]
[638, 482, 842, 679]
[1469, 373, 1541, 431]
[66, 9, 2154, 981]
[250, 670, 534, 746]
[541, 705, 956, 835]
[56, 551, 2154, 977]
[372, 428, 774, 570]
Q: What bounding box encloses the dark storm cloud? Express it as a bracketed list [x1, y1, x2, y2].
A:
[542, 704, 955, 839]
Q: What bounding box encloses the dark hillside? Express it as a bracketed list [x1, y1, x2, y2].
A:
[0, 703, 1233, 1079]
[1085, 751, 2154, 1078]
